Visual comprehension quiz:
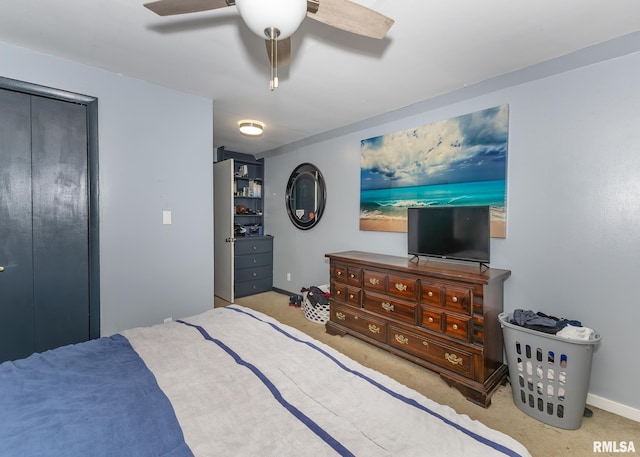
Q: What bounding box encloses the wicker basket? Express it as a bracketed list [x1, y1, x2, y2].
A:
[302, 284, 330, 324]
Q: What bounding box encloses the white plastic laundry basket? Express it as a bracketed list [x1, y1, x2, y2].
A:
[499, 312, 601, 429]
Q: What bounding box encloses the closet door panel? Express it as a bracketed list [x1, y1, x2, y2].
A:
[0, 89, 35, 361]
[31, 96, 89, 352]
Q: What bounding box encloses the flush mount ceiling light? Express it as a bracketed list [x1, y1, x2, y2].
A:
[238, 120, 265, 136]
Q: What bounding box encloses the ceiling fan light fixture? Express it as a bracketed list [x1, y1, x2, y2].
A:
[235, 0, 307, 40]
[238, 120, 265, 136]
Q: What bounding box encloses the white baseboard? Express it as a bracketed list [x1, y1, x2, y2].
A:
[587, 393, 640, 423]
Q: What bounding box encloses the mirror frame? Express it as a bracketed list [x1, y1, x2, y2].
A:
[285, 163, 326, 230]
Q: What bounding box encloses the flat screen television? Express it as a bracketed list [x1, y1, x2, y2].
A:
[407, 206, 490, 264]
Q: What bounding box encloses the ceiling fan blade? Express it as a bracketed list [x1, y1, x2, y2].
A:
[307, 0, 394, 39]
[265, 37, 292, 68]
[144, 0, 233, 16]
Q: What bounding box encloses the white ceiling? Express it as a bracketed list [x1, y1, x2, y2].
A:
[1, 0, 640, 156]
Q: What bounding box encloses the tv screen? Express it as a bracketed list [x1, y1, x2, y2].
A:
[407, 206, 490, 263]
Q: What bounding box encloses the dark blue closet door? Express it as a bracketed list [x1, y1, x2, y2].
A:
[0, 89, 35, 362]
[31, 96, 89, 353]
[0, 89, 90, 362]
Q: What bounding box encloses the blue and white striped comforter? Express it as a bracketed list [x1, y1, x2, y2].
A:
[0, 305, 531, 457]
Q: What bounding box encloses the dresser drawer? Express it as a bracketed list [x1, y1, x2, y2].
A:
[234, 252, 272, 269]
[346, 266, 362, 286]
[235, 277, 272, 297]
[388, 325, 474, 378]
[363, 270, 386, 292]
[386, 273, 418, 300]
[443, 313, 471, 342]
[421, 307, 472, 342]
[421, 308, 443, 332]
[363, 291, 417, 324]
[331, 306, 386, 343]
[444, 285, 472, 313]
[235, 265, 271, 282]
[235, 237, 272, 255]
[420, 281, 442, 306]
[331, 284, 361, 307]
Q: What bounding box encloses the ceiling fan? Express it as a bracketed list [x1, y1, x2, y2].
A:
[143, 0, 394, 90]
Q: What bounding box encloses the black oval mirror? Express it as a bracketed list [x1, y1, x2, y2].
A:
[285, 163, 326, 230]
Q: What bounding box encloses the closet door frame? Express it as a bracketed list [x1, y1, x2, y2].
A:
[0, 76, 100, 339]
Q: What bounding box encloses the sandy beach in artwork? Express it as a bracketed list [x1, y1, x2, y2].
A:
[360, 208, 506, 238]
[359, 218, 407, 233]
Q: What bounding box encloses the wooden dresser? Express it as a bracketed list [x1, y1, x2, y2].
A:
[325, 251, 511, 407]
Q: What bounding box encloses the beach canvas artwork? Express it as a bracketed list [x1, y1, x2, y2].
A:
[360, 105, 509, 237]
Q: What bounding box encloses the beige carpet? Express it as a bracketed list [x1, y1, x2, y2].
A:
[216, 291, 638, 457]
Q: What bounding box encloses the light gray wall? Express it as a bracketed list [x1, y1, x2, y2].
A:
[0, 42, 214, 335]
[264, 46, 640, 412]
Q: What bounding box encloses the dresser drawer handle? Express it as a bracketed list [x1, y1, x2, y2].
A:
[252, 245, 257, 250]
[395, 283, 407, 292]
[369, 278, 380, 285]
[445, 353, 463, 365]
[452, 296, 458, 303]
[381, 302, 394, 312]
[368, 324, 381, 334]
[252, 272, 257, 277]
[422, 341, 429, 347]
[252, 258, 257, 263]
[428, 317, 434, 323]
[336, 312, 346, 321]
[336, 290, 342, 296]
[349, 294, 355, 300]
[394, 334, 408, 345]
[427, 291, 433, 297]
[337, 271, 343, 276]
[350, 273, 356, 278]
[451, 324, 458, 330]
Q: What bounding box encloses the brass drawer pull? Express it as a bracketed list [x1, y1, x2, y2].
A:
[422, 341, 429, 347]
[336, 312, 346, 321]
[395, 282, 408, 292]
[395, 334, 408, 345]
[427, 291, 433, 297]
[368, 324, 381, 334]
[451, 324, 458, 330]
[452, 296, 458, 303]
[381, 302, 394, 312]
[428, 317, 434, 323]
[349, 294, 355, 300]
[336, 290, 342, 296]
[445, 353, 463, 365]
[350, 273, 356, 278]
[337, 271, 343, 276]
[369, 277, 380, 285]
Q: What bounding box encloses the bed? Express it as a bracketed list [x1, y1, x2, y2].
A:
[0, 305, 531, 456]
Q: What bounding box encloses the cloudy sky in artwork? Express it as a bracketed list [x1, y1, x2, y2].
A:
[360, 105, 509, 191]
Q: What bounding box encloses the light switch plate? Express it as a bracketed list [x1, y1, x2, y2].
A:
[163, 210, 172, 225]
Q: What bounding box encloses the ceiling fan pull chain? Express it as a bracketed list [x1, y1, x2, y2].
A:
[267, 27, 279, 91]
